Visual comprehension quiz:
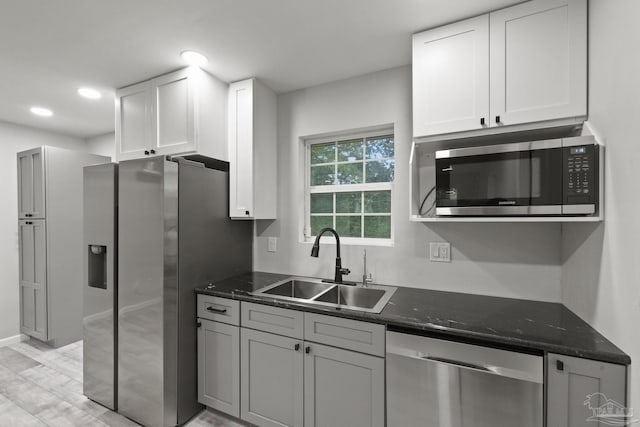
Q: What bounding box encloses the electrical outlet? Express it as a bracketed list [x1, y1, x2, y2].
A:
[268, 237, 277, 252]
[429, 242, 451, 262]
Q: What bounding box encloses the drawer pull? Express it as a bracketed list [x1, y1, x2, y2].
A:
[295, 343, 300, 351]
[206, 306, 228, 314]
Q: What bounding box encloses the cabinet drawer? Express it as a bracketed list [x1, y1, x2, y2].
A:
[304, 313, 385, 357]
[241, 302, 304, 339]
[197, 295, 239, 325]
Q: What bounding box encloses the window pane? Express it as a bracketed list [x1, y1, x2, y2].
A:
[364, 216, 391, 238]
[336, 216, 361, 238]
[311, 142, 335, 164]
[366, 135, 394, 159]
[311, 216, 333, 235]
[364, 191, 391, 213]
[337, 162, 363, 184]
[311, 165, 335, 186]
[336, 192, 361, 213]
[337, 139, 363, 162]
[311, 193, 333, 213]
[365, 160, 394, 183]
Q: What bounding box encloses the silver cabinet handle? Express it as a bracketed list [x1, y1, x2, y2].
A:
[206, 306, 227, 314]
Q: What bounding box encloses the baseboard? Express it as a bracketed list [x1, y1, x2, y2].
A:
[0, 333, 29, 348]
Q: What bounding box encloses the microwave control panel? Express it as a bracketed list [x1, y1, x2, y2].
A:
[564, 144, 597, 204]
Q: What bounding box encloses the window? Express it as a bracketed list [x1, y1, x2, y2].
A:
[305, 129, 394, 244]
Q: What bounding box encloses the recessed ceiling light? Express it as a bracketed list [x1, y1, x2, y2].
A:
[30, 107, 53, 117]
[181, 50, 208, 67]
[77, 87, 102, 100]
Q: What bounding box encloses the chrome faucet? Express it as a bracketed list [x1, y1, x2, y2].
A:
[362, 249, 373, 287]
[310, 227, 350, 284]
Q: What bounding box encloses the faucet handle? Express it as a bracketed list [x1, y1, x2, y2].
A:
[339, 267, 351, 275]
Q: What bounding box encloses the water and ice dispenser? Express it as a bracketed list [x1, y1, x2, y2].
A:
[88, 245, 107, 289]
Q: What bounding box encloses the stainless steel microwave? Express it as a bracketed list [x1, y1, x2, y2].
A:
[435, 136, 599, 216]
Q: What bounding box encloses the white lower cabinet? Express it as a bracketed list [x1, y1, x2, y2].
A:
[19, 219, 47, 340]
[197, 319, 240, 417]
[546, 353, 627, 427]
[241, 328, 304, 427]
[304, 343, 385, 427]
[198, 300, 386, 426]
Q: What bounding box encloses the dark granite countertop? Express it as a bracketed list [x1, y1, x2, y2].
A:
[196, 271, 630, 365]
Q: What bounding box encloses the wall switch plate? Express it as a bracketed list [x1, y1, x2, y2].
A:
[268, 237, 277, 252]
[429, 242, 451, 262]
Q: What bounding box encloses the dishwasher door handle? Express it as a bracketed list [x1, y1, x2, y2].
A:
[387, 347, 542, 384]
[422, 355, 492, 373]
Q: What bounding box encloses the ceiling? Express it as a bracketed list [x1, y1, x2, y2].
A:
[0, 0, 522, 139]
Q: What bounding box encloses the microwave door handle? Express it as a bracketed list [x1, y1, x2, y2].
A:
[441, 166, 453, 172]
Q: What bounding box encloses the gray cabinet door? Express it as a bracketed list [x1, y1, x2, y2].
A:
[197, 319, 240, 417]
[241, 328, 304, 427]
[19, 219, 47, 340]
[304, 343, 385, 427]
[547, 353, 627, 427]
[17, 147, 46, 219]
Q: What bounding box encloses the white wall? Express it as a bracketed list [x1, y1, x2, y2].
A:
[0, 120, 88, 341]
[562, 0, 640, 414]
[86, 132, 115, 159]
[254, 66, 563, 301]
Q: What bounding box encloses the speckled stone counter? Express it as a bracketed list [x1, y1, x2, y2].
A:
[196, 271, 630, 365]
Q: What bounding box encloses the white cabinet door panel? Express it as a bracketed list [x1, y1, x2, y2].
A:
[198, 319, 240, 417]
[547, 353, 627, 427]
[413, 15, 489, 137]
[19, 219, 47, 340]
[17, 148, 45, 218]
[304, 343, 384, 427]
[228, 79, 255, 218]
[153, 69, 195, 155]
[490, 0, 587, 126]
[241, 328, 304, 427]
[116, 82, 152, 161]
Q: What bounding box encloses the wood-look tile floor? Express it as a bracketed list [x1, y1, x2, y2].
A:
[0, 339, 244, 427]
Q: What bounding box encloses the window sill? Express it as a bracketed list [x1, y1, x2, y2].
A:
[301, 237, 394, 247]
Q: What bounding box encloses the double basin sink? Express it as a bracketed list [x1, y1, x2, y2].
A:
[252, 277, 397, 314]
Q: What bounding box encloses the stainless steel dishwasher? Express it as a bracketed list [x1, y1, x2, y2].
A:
[386, 331, 543, 427]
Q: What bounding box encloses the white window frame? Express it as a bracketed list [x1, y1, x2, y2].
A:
[303, 126, 395, 246]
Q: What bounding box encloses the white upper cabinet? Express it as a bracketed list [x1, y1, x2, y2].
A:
[412, 0, 587, 139]
[116, 67, 228, 162]
[152, 68, 196, 156]
[17, 147, 46, 219]
[116, 82, 152, 160]
[412, 15, 489, 137]
[489, 0, 587, 127]
[228, 78, 277, 220]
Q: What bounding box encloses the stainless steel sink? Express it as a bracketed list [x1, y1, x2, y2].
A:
[313, 285, 387, 309]
[260, 279, 334, 300]
[252, 276, 396, 313]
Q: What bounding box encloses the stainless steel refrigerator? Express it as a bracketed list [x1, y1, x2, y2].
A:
[83, 156, 253, 426]
[83, 163, 118, 410]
